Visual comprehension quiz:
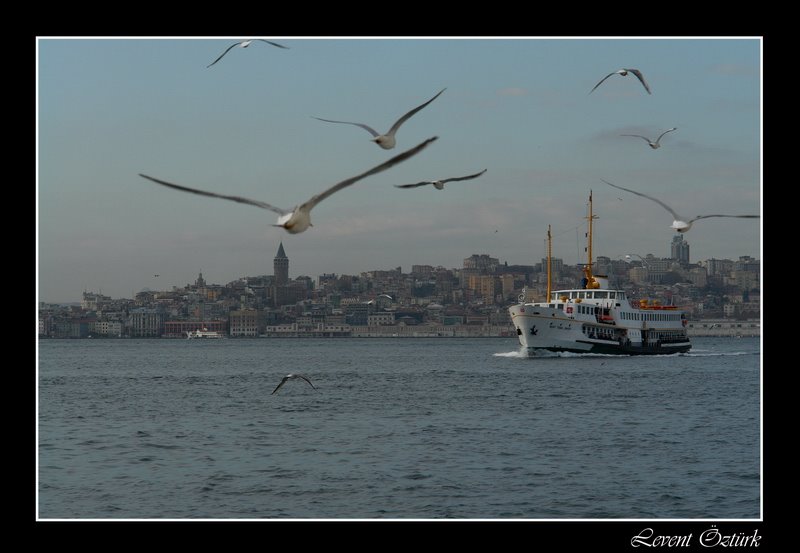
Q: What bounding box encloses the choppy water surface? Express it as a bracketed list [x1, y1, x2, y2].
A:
[38, 337, 760, 519]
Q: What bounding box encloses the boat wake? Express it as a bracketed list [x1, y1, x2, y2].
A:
[493, 350, 528, 358]
[493, 349, 619, 359]
[494, 350, 757, 359]
[679, 351, 757, 357]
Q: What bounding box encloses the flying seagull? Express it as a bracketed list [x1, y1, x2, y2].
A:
[601, 179, 759, 233]
[207, 39, 288, 68]
[590, 68, 651, 95]
[621, 128, 677, 149]
[139, 136, 437, 234]
[272, 374, 316, 395]
[312, 88, 446, 150]
[394, 168, 487, 190]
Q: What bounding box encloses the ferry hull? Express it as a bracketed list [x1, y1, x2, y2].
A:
[509, 307, 691, 356]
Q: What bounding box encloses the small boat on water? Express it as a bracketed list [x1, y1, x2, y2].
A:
[508, 191, 691, 355]
[186, 328, 225, 339]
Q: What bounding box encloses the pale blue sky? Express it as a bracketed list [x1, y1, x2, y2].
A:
[37, 37, 761, 303]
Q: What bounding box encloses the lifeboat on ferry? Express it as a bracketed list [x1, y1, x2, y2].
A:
[598, 311, 615, 324]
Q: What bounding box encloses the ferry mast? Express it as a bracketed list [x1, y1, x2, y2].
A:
[546, 224, 552, 300]
[583, 190, 600, 289]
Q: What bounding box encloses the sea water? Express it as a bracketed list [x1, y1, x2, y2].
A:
[37, 336, 760, 519]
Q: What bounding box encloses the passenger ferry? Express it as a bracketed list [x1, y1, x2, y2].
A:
[186, 328, 225, 339]
[508, 192, 691, 355]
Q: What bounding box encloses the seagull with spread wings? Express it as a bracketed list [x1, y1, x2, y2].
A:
[601, 179, 759, 233]
[591, 68, 651, 95]
[139, 137, 437, 234]
[621, 128, 677, 149]
[272, 374, 316, 395]
[313, 88, 446, 150]
[394, 169, 487, 190]
[207, 39, 288, 68]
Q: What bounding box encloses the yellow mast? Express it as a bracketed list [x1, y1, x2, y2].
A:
[584, 190, 599, 289]
[546, 224, 552, 300]
[587, 190, 593, 271]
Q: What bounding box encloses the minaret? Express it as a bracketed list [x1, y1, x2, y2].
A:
[274, 242, 289, 286]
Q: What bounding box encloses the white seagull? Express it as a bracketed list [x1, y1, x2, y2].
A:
[591, 68, 651, 95]
[312, 88, 446, 150]
[394, 168, 487, 190]
[272, 374, 316, 395]
[601, 179, 759, 233]
[139, 137, 437, 234]
[207, 39, 289, 68]
[621, 127, 677, 149]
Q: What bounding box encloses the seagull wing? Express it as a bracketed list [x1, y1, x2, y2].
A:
[311, 117, 381, 138]
[688, 214, 760, 224]
[139, 174, 289, 215]
[440, 169, 488, 184]
[601, 179, 681, 220]
[625, 68, 652, 94]
[300, 136, 438, 211]
[394, 181, 434, 189]
[590, 71, 618, 94]
[296, 374, 317, 389]
[207, 42, 240, 68]
[271, 376, 290, 395]
[655, 127, 677, 144]
[386, 88, 446, 136]
[620, 134, 653, 143]
[256, 39, 289, 49]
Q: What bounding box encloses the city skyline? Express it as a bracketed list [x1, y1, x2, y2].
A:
[38, 37, 761, 303]
[50, 236, 759, 304]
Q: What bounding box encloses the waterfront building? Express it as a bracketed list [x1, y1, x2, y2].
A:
[128, 308, 165, 337]
[229, 309, 262, 337]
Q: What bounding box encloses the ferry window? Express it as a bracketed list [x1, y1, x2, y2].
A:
[609, 292, 616, 299]
[557, 304, 563, 310]
[578, 292, 585, 299]
[595, 291, 608, 298]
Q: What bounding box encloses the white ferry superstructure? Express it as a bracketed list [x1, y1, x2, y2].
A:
[508, 192, 691, 355]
